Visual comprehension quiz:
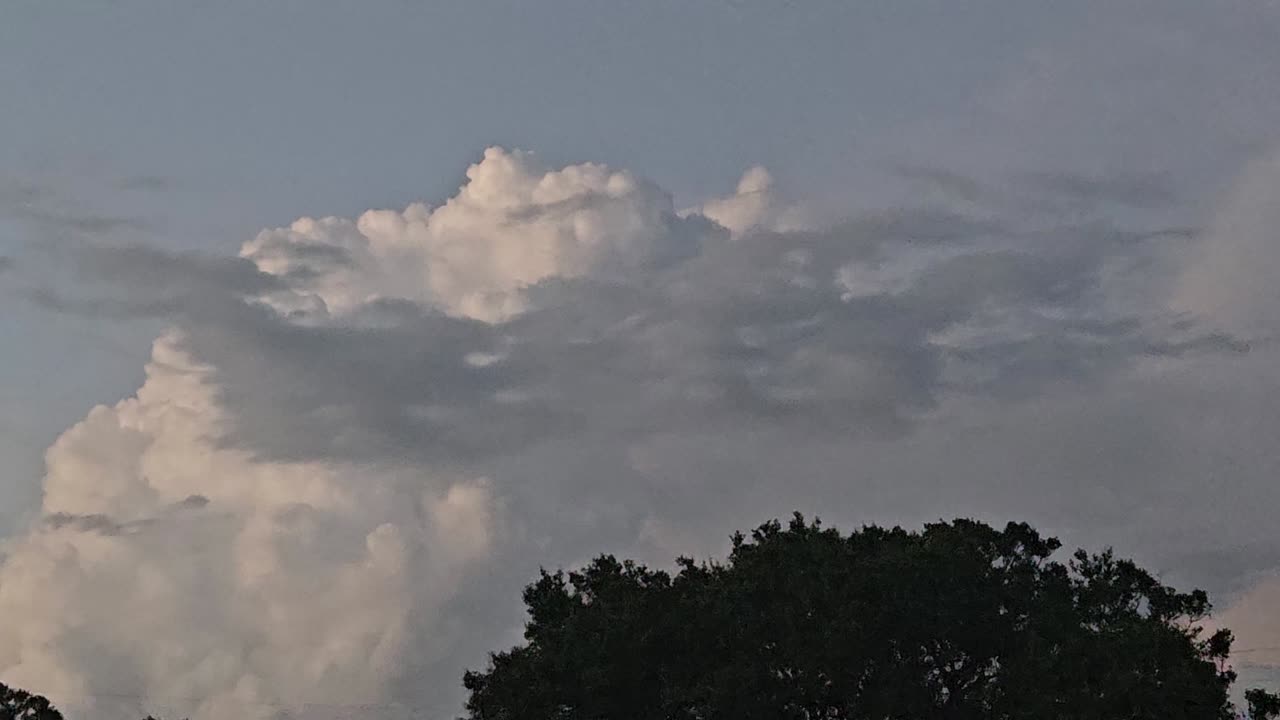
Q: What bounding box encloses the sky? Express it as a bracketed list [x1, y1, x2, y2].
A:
[4, 1, 1280, 717]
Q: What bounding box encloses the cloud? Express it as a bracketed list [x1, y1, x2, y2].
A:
[4, 143, 1274, 718]
[688, 166, 776, 235]
[242, 147, 717, 323]
[684, 165, 816, 236]
[45, 205, 1188, 467]
[1217, 577, 1280, 667]
[1015, 170, 1178, 211]
[1175, 147, 1280, 340]
[879, 0, 1280, 221]
[4, 201, 151, 237]
[1165, 139, 1280, 685]
[0, 332, 496, 719]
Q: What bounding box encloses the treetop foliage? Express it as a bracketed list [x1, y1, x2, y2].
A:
[464, 515, 1279, 720]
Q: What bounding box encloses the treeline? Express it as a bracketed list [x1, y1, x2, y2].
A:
[5, 517, 1280, 719]
[463, 516, 1280, 719]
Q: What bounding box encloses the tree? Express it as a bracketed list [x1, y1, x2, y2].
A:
[463, 515, 1274, 719]
[1248, 689, 1280, 720]
[0, 683, 62, 720]
[0, 685, 189, 720]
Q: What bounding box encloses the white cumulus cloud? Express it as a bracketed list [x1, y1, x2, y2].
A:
[0, 333, 495, 720]
[243, 147, 717, 323]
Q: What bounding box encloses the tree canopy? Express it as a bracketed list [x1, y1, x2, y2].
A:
[463, 515, 1279, 720]
[0, 683, 63, 720]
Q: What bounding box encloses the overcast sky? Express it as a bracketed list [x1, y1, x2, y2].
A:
[5, 1, 1280, 717]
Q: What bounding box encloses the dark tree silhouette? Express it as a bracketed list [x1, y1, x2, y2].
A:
[463, 515, 1278, 719]
[0, 683, 62, 720]
[1249, 689, 1280, 720]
